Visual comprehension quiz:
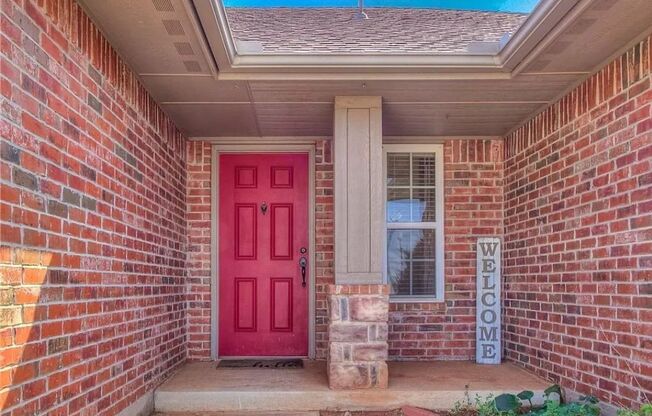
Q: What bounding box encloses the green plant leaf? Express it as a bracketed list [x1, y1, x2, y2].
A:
[518, 391, 535, 401]
[641, 404, 652, 416]
[494, 394, 521, 412]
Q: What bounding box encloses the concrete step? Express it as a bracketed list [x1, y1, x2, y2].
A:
[154, 361, 548, 413]
[154, 412, 320, 416]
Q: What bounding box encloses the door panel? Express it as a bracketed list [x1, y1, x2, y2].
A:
[235, 204, 257, 259]
[235, 278, 257, 331]
[219, 153, 309, 357]
[270, 203, 293, 260]
[270, 277, 293, 332]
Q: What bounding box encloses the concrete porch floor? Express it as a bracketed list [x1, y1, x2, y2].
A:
[154, 361, 549, 413]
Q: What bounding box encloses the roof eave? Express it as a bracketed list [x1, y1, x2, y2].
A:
[190, 0, 584, 80]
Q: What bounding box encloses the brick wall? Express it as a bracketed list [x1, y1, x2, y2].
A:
[389, 139, 504, 360]
[186, 139, 502, 361]
[185, 141, 211, 359]
[185, 139, 334, 359]
[503, 35, 652, 408]
[1, 0, 187, 414]
[314, 140, 335, 359]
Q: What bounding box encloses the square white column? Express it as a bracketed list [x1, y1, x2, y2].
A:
[333, 96, 383, 285]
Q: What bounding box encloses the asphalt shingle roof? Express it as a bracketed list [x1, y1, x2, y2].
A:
[225, 7, 528, 54]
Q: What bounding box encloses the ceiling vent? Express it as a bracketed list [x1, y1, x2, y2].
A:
[174, 42, 195, 55]
[183, 61, 202, 72]
[152, 0, 174, 12]
[162, 19, 185, 36]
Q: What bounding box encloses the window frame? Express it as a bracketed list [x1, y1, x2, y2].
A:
[382, 144, 445, 303]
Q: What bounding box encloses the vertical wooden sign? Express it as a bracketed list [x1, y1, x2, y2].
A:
[476, 238, 501, 364]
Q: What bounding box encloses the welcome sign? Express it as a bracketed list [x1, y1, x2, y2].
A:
[476, 237, 501, 364]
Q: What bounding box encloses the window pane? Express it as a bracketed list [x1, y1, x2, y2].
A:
[386, 152, 437, 224]
[411, 229, 436, 259]
[412, 261, 436, 295]
[412, 188, 436, 221]
[387, 188, 411, 223]
[412, 153, 436, 187]
[387, 229, 436, 296]
[387, 153, 410, 186]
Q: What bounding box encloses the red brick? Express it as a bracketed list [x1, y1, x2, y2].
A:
[504, 35, 651, 410]
[2, 1, 187, 415]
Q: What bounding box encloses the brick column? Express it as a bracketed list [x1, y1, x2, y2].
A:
[327, 284, 389, 389]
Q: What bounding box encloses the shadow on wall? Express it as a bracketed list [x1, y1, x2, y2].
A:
[1, 247, 54, 411]
[1, 0, 189, 413]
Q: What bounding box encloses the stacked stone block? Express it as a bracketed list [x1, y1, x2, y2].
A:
[327, 284, 390, 389]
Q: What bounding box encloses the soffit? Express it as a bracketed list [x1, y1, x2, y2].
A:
[79, 0, 652, 138]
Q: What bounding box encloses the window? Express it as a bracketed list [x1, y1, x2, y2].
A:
[383, 145, 444, 302]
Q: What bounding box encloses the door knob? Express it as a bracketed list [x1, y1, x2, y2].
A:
[299, 257, 307, 287]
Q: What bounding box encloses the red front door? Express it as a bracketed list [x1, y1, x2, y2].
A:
[219, 153, 309, 357]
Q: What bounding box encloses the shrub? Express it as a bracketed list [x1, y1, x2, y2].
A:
[617, 404, 652, 416]
[493, 385, 599, 416]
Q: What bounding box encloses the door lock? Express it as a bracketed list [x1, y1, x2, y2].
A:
[299, 257, 307, 288]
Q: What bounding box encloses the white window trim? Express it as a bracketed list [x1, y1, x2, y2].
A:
[382, 144, 445, 303]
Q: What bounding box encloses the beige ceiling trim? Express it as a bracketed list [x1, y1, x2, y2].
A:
[229, 54, 501, 68]
[139, 73, 214, 77]
[511, 0, 595, 76]
[181, 0, 219, 76]
[161, 101, 252, 104]
[189, 136, 502, 143]
[137, 71, 591, 77]
[189, 136, 330, 143]
[214, 72, 514, 81]
[193, 0, 236, 71]
[160, 100, 550, 104]
[379, 101, 550, 105]
[520, 71, 590, 76]
[498, 0, 580, 71]
[383, 136, 503, 144]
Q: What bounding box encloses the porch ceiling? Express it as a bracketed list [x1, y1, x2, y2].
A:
[79, 0, 652, 138]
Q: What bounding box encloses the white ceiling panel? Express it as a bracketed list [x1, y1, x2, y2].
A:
[161, 104, 259, 137]
[248, 74, 578, 104]
[141, 76, 250, 103]
[254, 103, 333, 136]
[382, 103, 542, 136]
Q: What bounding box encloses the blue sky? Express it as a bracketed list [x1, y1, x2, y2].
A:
[223, 0, 539, 13]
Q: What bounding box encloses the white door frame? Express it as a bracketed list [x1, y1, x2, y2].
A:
[210, 143, 317, 360]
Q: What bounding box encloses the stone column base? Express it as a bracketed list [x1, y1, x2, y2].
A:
[327, 284, 390, 389]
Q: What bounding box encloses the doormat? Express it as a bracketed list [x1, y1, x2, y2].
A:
[217, 359, 304, 369]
